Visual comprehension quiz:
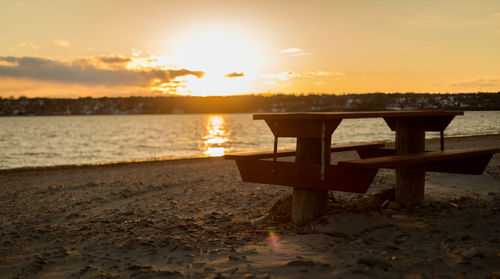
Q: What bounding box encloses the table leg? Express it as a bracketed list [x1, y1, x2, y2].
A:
[395, 119, 425, 207]
[291, 137, 331, 225]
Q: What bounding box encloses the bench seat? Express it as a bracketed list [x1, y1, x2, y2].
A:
[230, 159, 378, 193]
[225, 142, 386, 193]
[224, 142, 385, 160]
[227, 144, 498, 193]
[339, 147, 500, 175]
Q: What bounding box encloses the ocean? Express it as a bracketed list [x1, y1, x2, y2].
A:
[0, 111, 499, 170]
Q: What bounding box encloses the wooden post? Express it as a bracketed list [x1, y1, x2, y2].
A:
[291, 137, 331, 225]
[440, 130, 445, 151]
[395, 119, 425, 207]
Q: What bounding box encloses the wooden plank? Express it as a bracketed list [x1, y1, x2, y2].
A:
[338, 147, 500, 169]
[332, 142, 385, 152]
[264, 119, 341, 138]
[254, 110, 464, 121]
[383, 115, 456, 132]
[425, 154, 495, 175]
[225, 150, 296, 160]
[356, 150, 493, 175]
[357, 147, 396, 159]
[224, 142, 386, 160]
[234, 159, 377, 193]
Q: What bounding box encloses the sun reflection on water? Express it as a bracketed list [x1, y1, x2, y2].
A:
[203, 115, 229, 157]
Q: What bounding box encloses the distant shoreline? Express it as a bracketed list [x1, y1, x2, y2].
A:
[2, 132, 498, 173]
[2, 93, 499, 115]
[1, 108, 500, 117]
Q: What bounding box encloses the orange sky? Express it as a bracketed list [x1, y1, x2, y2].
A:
[1, 0, 499, 97]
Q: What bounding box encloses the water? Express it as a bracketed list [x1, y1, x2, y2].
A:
[0, 111, 499, 170]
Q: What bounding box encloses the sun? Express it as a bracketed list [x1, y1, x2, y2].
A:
[169, 24, 263, 96]
[174, 28, 257, 74]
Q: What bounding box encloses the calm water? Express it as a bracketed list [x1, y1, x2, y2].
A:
[0, 111, 499, 169]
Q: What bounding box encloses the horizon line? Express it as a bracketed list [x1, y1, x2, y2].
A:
[2, 91, 500, 100]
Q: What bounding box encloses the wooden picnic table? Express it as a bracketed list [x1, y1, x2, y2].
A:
[226, 110, 499, 225]
[254, 110, 463, 223]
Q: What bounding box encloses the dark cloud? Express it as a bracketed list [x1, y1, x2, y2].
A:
[0, 56, 204, 87]
[156, 81, 188, 94]
[99, 56, 132, 64]
[225, 72, 244, 78]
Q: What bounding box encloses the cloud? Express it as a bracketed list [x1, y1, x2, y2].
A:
[280, 48, 312, 57]
[450, 78, 500, 88]
[0, 56, 204, 88]
[52, 39, 70, 47]
[99, 56, 132, 65]
[280, 48, 302, 54]
[151, 80, 188, 95]
[131, 49, 142, 57]
[17, 41, 39, 50]
[225, 72, 244, 78]
[0, 58, 17, 67]
[492, 13, 500, 17]
[262, 71, 344, 81]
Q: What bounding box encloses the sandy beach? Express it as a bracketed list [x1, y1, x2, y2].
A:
[1, 134, 499, 279]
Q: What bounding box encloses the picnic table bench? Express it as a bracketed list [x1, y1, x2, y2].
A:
[339, 147, 499, 174]
[225, 141, 385, 160]
[225, 110, 499, 224]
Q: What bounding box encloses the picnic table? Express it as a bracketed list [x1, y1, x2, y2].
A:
[226, 110, 499, 224]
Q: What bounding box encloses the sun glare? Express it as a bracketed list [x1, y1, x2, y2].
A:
[170, 25, 263, 96]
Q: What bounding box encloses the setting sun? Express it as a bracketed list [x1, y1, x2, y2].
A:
[167, 24, 262, 96]
[173, 25, 260, 74]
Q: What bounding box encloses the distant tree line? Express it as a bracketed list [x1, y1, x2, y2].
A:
[1, 92, 499, 116]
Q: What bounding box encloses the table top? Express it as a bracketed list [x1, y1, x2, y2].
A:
[253, 110, 464, 121]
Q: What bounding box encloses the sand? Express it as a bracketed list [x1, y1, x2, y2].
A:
[1, 134, 499, 279]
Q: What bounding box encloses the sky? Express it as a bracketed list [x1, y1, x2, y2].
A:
[1, 0, 499, 98]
